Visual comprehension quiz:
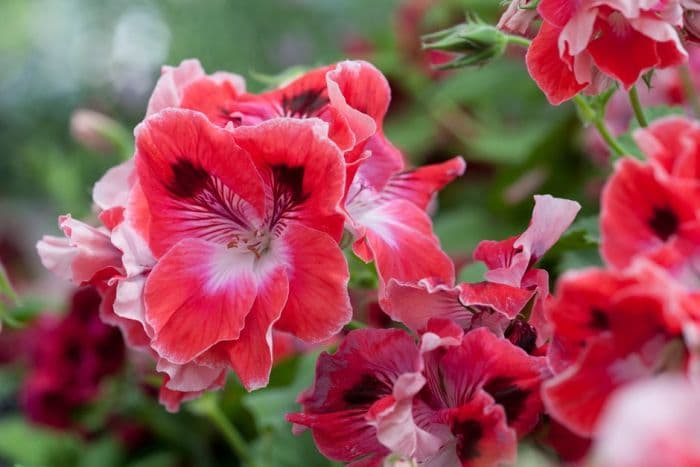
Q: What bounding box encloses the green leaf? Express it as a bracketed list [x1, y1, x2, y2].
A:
[0, 416, 82, 466]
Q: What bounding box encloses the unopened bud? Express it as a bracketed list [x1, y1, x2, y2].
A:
[422, 19, 508, 69]
[70, 109, 127, 155]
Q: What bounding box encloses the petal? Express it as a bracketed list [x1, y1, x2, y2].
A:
[208, 266, 289, 391]
[526, 21, 588, 105]
[380, 157, 466, 211]
[135, 109, 266, 256]
[352, 200, 455, 294]
[587, 17, 660, 88]
[147, 59, 207, 115]
[273, 224, 350, 342]
[600, 158, 699, 269]
[232, 118, 347, 241]
[37, 215, 123, 284]
[327, 60, 390, 144]
[144, 238, 258, 363]
[158, 358, 227, 393]
[353, 133, 406, 192]
[383, 279, 466, 332]
[428, 328, 548, 437]
[287, 328, 420, 463]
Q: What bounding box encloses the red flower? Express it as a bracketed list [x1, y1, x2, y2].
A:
[526, 0, 687, 104]
[600, 157, 700, 272]
[544, 264, 686, 437]
[133, 111, 351, 391]
[288, 323, 547, 466]
[384, 195, 580, 345]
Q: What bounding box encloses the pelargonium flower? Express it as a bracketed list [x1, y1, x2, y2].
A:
[135, 112, 352, 388]
[526, 0, 688, 104]
[600, 149, 700, 275]
[544, 262, 688, 437]
[22, 286, 124, 429]
[147, 58, 465, 296]
[592, 376, 700, 466]
[288, 321, 548, 466]
[384, 195, 580, 346]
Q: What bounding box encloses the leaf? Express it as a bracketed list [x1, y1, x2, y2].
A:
[0, 416, 82, 466]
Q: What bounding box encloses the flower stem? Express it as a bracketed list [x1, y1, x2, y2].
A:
[345, 319, 367, 331]
[505, 35, 531, 48]
[628, 86, 648, 128]
[679, 64, 700, 118]
[573, 95, 625, 158]
[190, 394, 251, 464]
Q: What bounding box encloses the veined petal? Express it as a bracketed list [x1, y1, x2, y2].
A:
[144, 238, 258, 363]
[135, 109, 266, 257]
[526, 21, 588, 105]
[232, 118, 347, 241]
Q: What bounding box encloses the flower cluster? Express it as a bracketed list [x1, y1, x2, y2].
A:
[289, 195, 581, 465]
[21, 287, 124, 429]
[37, 59, 464, 411]
[544, 116, 700, 446]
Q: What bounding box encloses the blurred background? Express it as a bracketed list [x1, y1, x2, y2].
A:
[0, 0, 605, 465]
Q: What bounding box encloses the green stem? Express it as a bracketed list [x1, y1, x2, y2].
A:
[191, 394, 251, 464]
[679, 64, 700, 118]
[345, 319, 367, 331]
[505, 35, 531, 48]
[628, 86, 648, 128]
[573, 95, 625, 158]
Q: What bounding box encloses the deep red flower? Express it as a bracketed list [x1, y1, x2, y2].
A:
[21, 287, 124, 429]
[526, 0, 687, 104]
[289, 323, 547, 466]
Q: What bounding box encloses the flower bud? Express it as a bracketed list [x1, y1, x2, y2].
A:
[422, 19, 508, 69]
[70, 109, 126, 155]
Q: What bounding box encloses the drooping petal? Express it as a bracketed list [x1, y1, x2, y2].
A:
[37, 215, 123, 284]
[144, 238, 258, 364]
[352, 200, 455, 293]
[383, 279, 466, 331]
[274, 224, 351, 343]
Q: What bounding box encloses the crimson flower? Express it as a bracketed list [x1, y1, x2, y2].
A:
[288, 321, 547, 466]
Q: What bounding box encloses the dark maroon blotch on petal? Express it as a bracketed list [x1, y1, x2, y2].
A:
[483, 378, 529, 424]
[589, 308, 609, 331]
[281, 89, 329, 118]
[648, 206, 679, 241]
[452, 418, 483, 461]
[343, 373, 390, 407]
[168, 159, 209, 198]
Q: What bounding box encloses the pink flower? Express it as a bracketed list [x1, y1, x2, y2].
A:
[592, 376, 700, 466]
[526, 0, 687, 104]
